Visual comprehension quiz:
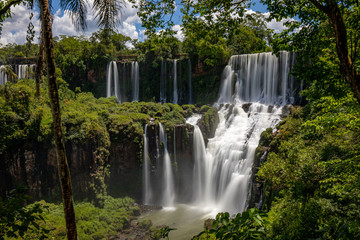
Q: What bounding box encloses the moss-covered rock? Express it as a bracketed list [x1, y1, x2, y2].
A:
[198, 106, 219, 144]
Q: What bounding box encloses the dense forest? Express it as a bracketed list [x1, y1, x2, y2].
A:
[1, 0, 360, 239]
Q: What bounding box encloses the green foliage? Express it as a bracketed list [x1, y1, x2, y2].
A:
[257, 95, 360, 239]
[152, 226, 176, 240]
[53, 31, 131, 98]
[8, 196, 139, 240]
[0, 186, 49, 240]
[0, 80, 189, 201]
[136, 33, 182, 64]
[193, 209, 267, 240]
[263, 0, 359, 102]
[199, 106, 219, 137]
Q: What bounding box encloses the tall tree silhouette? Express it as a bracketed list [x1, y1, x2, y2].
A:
[1, 0, 123, 238]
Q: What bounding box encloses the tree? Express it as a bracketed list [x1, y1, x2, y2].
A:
[132, 0, 272, 68]
[262, 0, 360, 104]
[38, 0, 123, 238]
[2, 0, 124, 238]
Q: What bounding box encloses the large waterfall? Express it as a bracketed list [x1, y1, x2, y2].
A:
[143, 52, 299, 217]
[218, 51, 297, 105]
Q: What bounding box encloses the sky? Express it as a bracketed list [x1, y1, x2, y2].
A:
[0, 0, 290, 46]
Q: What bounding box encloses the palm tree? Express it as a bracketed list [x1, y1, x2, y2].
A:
[38, 0, 123, 239]
[1, 0, 123, 237]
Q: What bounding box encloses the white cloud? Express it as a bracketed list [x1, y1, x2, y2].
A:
[172, 25, 184, 41]
[0, 4, 41, 45]
[1, 0, 141, 45]
[262, 12, 293, 33]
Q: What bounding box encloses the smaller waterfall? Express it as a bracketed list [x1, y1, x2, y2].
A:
[0, 66, 8, 85]
[159, 123, 175, 206]
[160, 60, 167, 103]
[188, 59, 193, 104]
[192, 126, 208, 203]
[106, 61, 121, 102]
[132, 61, 139, 101]
[173, 60, 178, 104]
[143, 125, 151, 204]
[17, 64, 35, 79]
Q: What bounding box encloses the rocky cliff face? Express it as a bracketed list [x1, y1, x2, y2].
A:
[0, 109, 220, 202]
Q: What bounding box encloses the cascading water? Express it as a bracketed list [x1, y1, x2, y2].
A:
[219, 51, 297, 105]
[160, 60, 167, 103]
[106, 61, 120, 102]
[143, 124, 151, 205]
[17, 64, 35, 79]
[132, 61, 139, 101]
[142, 51, 299, 239]
[173, 60, 178, 104]
[0, 66, 8, 85]
[159, 123, 175, 207]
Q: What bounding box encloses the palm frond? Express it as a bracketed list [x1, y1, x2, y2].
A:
[92, 0, 123, 30]
[60, 0, 88, 31]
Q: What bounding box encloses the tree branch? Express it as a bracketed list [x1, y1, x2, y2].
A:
[308, 0, 329, 13]
[0, 0, 22, 16]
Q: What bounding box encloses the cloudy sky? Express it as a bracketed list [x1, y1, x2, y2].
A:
[0, 0, 289, 46]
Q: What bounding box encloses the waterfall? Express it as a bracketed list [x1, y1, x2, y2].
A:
[218, 51, 297, 105]
[132, 61, 139, 101]
[160, 60, 167, 103]
[200, 51, 298, 213]
[192, 126, 207, 203]
[159, 123, 175, 206]
[143, 124, 151, 205]
[0, 66, 7, 85]
[17, 64, 35, 79]
[173, 60, 178, 104]
[188, 59, 193, 104]
[18, 65, 27, 79]
[143, 52, 298, 217]
[106, 61, 120, 102]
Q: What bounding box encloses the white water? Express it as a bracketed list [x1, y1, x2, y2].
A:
[18, 64, 35, 79]
[160, 60, 167, 103]
[106, 61, 120, 102]
[142, 125, 151, 205]
[219, 51, 297, 105]
[173, 60, 178, 104]
[0, 66, 8, 85]
[159, 123, 175, 207]
[186, 114, 202, 126]
[142, 52, 298, 238]
[132, 61, 139, 101]
[192, 125, 208, 203]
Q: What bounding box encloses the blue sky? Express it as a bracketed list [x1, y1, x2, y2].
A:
[0, 0, 287, 46]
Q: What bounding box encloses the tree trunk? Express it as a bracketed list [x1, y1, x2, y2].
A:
[326, 3, 360, 104]
[39, 0, 78, 239]
[315, 0, 360, 104]
[35, 30, 44, 99]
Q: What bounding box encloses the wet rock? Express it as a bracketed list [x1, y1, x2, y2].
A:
[242, 103, 252, 113]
